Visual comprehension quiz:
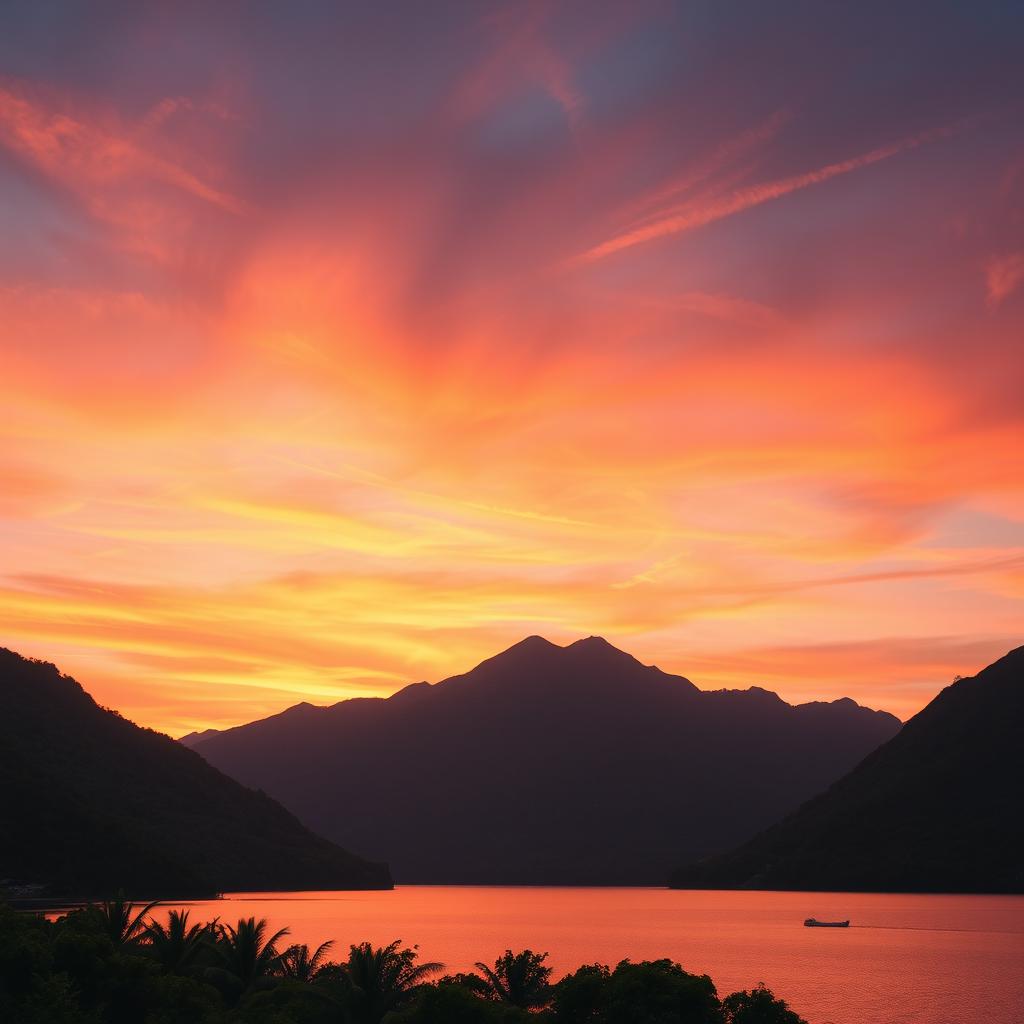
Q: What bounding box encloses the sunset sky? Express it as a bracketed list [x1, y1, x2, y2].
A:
[1, 2, 1022, 736]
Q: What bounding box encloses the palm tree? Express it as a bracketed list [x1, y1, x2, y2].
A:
[280, 939, 336, 983]
[142, 909, 214, 974]
[209, 916, 290, 1001]
[474, 949, 552, 1008]
[91, 895, 160, 949]
[344, 940, 443, 1023]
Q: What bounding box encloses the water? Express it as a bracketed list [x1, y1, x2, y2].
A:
[153, 887, 1024, 1024]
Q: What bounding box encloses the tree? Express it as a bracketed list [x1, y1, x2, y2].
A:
[0, 902, 818, 1024]
[344, 940, 443, 1024]
[604, 959, 720, 1024]
[553, 959, 721, 1024]
[279, 939, 336, 983]
[390, 979, 533, 1024]
[473, 949, 552, 1008]
[90, 895, 160, 949]
[207, 916, 289, 1004]
[550, 963, 610, 1023]
[722, 983, 807, 1024]
[141, 909, 214, 975]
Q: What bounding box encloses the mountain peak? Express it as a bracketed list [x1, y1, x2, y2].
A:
[491, 633, 648, 671]
[744, 686, 785, 704]
[512, 634, 560, 652]
[567, 635, 616, 650]
[487, 635, 633, 663]
[469, 634, 560, 672]
[179, 727, 221, 747]
[563, 635, 651, 674]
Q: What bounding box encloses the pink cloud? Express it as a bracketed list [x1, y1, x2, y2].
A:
[986, 252, 1024, 306]
[0, 84, 247, 217]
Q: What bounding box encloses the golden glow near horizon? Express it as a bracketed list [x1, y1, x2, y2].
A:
[1, 6, 1022, 735]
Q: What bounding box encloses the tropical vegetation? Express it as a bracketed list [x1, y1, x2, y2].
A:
[0, 899, 808, 1023]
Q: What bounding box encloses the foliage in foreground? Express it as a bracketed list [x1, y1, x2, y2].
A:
[0, 899, 807, 1024]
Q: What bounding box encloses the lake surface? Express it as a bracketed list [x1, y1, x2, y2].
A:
[155, 887, 1024, 1024]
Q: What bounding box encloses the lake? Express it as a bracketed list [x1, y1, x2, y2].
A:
[153, 886, 1024, 1024]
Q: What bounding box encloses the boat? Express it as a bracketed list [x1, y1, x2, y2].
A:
[804, 918, 850, 927]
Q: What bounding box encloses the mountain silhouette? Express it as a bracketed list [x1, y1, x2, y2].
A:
[186, 636, 900, 884]
[0, 648, 392, 897]
[669, 645, 1024, 893]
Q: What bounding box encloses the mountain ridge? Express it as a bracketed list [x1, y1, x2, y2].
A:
[182, 637, 895, 745]
[669, 644, 1024, 893]
[187, 635, 901, 885]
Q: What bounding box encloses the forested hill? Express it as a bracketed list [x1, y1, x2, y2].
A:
[670, 645, 1024, 893]
[0, 648, 392, 897]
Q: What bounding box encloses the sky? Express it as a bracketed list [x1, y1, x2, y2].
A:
[1, 1, 1022, 736]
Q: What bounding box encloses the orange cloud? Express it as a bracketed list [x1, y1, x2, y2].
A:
[0, 18, 1021, 738]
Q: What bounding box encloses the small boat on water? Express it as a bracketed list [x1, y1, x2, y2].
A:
[804, 917, 850, 927]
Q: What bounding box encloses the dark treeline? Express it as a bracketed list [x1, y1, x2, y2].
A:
[1, 899, 806, 1024]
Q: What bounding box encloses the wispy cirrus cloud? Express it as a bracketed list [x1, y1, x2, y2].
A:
[618, 109, 791, 224]
[0, 84, 247, 219]
[576, 125, 953, 264]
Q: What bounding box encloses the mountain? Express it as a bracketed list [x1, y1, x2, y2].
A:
[0, 648, 392, 898]
[187, 636, 900, 884]
[178, 727, 221, 746]
[669, 645, 1024, 893]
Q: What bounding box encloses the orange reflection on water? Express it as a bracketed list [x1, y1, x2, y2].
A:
[145, 887, 1024, 1024]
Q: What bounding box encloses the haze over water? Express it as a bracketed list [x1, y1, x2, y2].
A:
[155, 887, 1024, 1024]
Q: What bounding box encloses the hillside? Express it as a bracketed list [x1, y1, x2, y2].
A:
[0, 648, 392, 897]
[188, 636, 900, 884]
[669, 646, 1024, 893]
